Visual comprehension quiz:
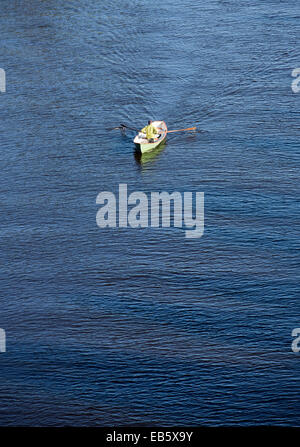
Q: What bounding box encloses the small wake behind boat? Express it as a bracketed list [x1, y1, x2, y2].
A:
[134, 121, 167, 153]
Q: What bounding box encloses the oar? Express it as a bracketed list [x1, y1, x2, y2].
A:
[120, 123, 140, 132]
[167, 127, 196, 133]
[120, 124, 197, 133]
[112, 124, 197, 134]
[107, 124, 140, 132]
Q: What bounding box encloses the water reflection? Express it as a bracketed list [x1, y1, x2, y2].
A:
[134, 141, 167, 169]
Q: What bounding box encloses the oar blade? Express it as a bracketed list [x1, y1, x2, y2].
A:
[120, 123, 140, 132]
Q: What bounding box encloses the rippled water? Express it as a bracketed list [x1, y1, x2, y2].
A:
[0, 0, 299, 426]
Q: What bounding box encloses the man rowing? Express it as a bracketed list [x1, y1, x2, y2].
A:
[140, 120, 159, 142]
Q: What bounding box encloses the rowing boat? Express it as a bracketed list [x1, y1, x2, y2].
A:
[133, 120, 167, 153]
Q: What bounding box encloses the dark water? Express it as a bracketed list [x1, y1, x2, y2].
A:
[0, 0, 299, 426]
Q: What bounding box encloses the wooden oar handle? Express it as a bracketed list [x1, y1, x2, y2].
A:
[167, 127, 196, 133]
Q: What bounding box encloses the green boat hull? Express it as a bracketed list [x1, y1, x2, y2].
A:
[135, 135, 166, 153]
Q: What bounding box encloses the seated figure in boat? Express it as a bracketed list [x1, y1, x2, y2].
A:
[140, 120, 159, 142]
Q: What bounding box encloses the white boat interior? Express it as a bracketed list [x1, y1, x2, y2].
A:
[134, 121, 166, 144]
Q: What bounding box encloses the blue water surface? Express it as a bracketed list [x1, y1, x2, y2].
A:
[0, 0, 299, 426]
